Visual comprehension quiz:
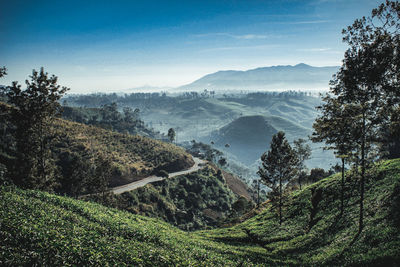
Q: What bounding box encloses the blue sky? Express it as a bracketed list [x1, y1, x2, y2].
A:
[0, 0, 382, 93]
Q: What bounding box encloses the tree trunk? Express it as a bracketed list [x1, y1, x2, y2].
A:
[279, 175, 282, 225]
[340, 157, 345, 216]
[299, 174, 302, 190]
[257, 179, 260, 206]
[359, 116, 366, 234]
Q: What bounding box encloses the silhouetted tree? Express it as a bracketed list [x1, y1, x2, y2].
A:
[258, 131, 298, 225]
[5, 68, 69, 190]
[313, 1, 400, 233]
[168, 128, 175, 143]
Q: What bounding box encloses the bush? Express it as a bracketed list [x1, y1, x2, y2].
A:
[157, 170, 169, 178]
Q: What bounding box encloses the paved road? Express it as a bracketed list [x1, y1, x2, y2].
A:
[111, 156, 206, 194]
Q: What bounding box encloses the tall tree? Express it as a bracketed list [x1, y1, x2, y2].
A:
[293, 138, 311, 190]
[6, 68, 69, 190]
[314, 1, 400, 233]
[0, 66, 8, 183]
[312, 95, 356, 216]
[168, 128, 176, 143]
[340, 1, 400, 233]
[258, 131, 298, 225]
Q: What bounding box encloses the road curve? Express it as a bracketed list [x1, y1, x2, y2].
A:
[111, 156, 206, 195]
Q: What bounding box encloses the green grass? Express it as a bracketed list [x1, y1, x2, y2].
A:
[1, 159, 400, 266]
[0, 186, 273, 266]
[202, 159, 400, 266]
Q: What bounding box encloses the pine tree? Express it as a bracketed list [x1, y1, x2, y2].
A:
[258, 131, 298, 225]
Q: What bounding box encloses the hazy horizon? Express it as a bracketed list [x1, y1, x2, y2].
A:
[1, 0, 382, 93]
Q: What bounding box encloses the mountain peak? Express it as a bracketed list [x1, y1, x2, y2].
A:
[294, 63, 311, 68]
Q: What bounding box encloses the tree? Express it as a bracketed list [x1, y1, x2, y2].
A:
[293, 138, 311, 190]
[312, 95, 356, 216]
[258, 131, 298, 225]
[0, 66, 6, 78]
[167, 128, 175, 143]
[218, 157, 227, 167]
[6, 68, 69, 190]
[0, 66, 8, 184]
[314, 1, 400, 233]
[252, 179, 261, 206]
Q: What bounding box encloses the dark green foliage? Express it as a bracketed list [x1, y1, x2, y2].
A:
[167, 128, 175, 143]
[313, 1, 400, 233]
[258, 131, 298, 225]
[307, 168, 332, 183]
[4, 68, 68, 191]
[157, 170, 169, 178]
[89, 167, 236, 230]
[293, 138, 311, 190]
[0, 66, 6, 78]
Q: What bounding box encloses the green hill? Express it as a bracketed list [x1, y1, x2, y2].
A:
[0, 101, 194, 193]
[210, 115, 309, 164]
[52, 119, 193, 187]
[1, 158, 399, 266]
[203, 158, 400, 266]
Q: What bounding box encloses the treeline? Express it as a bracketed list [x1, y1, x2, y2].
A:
[62, 103, 166, 140]
[63, 90, 316, 109]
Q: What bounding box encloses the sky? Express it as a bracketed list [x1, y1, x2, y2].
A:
[0, 0, 383, 93]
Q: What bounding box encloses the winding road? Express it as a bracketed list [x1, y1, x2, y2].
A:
[111, 156, 206, 194]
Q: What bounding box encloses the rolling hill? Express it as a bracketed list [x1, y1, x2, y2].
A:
[0, 101, 194, 192]
[1, 158, 399, 265]
[52, 119, 194, 187]
[178, 63, 339, 91]
[209, 115, 310, 164]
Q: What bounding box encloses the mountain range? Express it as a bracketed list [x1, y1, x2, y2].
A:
[177, 63, 339, 91]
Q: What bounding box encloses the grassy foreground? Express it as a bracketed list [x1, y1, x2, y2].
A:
[1, 159, 400, 266]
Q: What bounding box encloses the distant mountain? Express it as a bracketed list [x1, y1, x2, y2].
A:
[177, 63, 339, 91]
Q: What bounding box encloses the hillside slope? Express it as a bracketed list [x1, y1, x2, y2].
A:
[1, 159, 399, 266]
[203, 159, 400, 266]
[52, 119, 194, 187]
[0, 100, 194, 191]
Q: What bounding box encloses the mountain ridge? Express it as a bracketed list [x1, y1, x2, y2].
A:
[177, 63, 339, 91]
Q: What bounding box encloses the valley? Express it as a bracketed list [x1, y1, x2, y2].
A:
[65, 91, 337, 184]
[1, 1, 400, 265]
